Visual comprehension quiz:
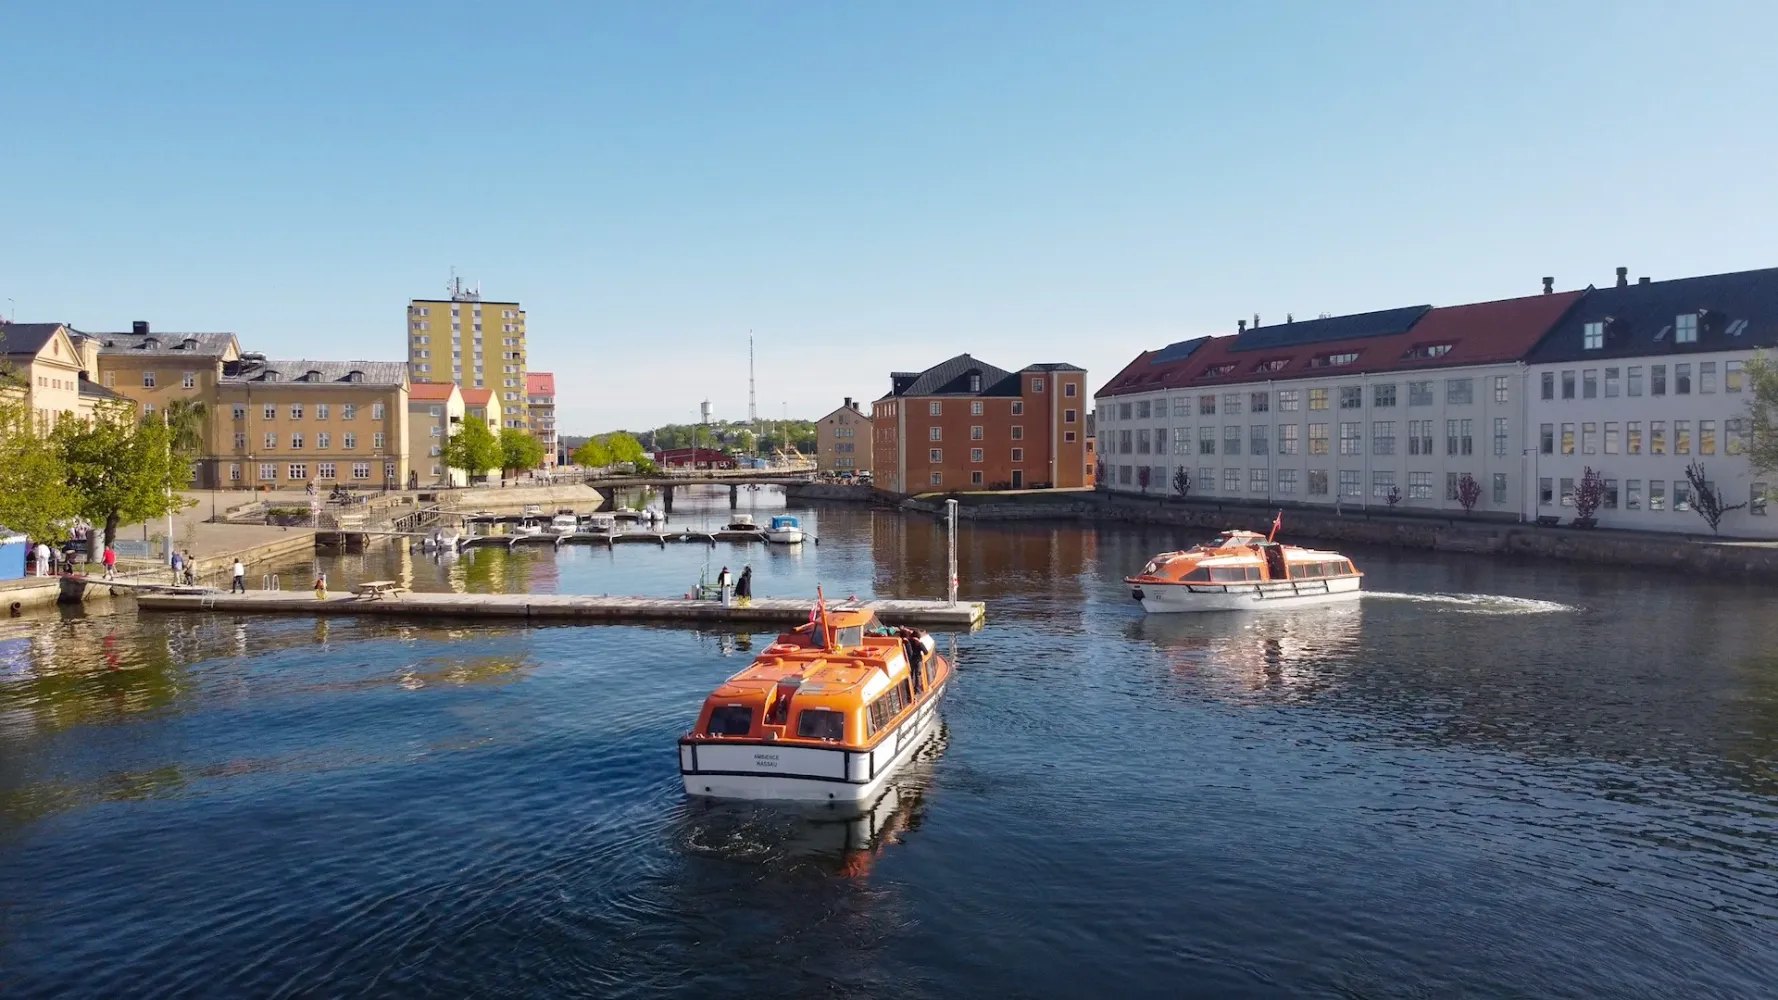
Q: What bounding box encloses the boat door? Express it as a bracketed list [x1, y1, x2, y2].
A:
[1263, 544, 1288, 579]
[1011, 470, 1024, 488]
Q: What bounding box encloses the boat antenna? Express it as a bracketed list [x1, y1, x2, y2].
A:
[1268, 510, 1282, 543]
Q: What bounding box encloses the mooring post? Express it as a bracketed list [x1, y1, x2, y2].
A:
[729, 484, 738, 508]
[946, 498, 959, 605]
[663, 486, 674, 513]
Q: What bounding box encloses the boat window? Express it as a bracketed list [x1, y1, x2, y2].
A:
[835, 625, 864, 648]
[866, 684, 910, 736]
[1298, 562, 1322, 578]
[1341, 561, 1355, 575]
[705, 705, 753, 736]
[1181, 567, 1211, 582]
[1208, 566, 1245, 583]
[796, 708, 847, 740]
[1244, 566, 1262, 581]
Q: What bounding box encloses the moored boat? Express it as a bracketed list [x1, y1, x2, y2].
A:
[679, 594, 950, 802]
[724, 514, 762, 533]
[1124, 515, 1362, 614]
[766, 514, 804, 544]
[579, 512, 617, 535]
[549, 513, 578, 534]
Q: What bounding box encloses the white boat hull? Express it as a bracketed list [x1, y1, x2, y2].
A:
[681, 682, 945, 802]
[765, 529, 804, 544]
[1134, 575, 1362, 613]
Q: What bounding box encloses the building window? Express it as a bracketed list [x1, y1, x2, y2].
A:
[1582, 369, 1597, 398]
[1581, 422, 1596, 454]
[971, 470, 984, 485]
[373, 432, 385, 450]
[1493, 417, 1509, 456]
[1408, 419, 1433, 456]
[343, 433, 356, 450]
[103, 371, 115, 388]
[1604, 367, 1619, 397]
[1137, 429, 1151, 454]
[1493, 376, 1509, 403]
[228, 463, 241, 482]
[1728, 360, 1745, 392]
[1339, 386, 1362, 409]
[1064, 382, 1077, 397]
[264, 432, 277, 449]
[970, 400, 984, 416]
[290, 404, 303, 420]
[929, 448, 942, 462]
[1011, 448, 1024, 462]
[929, 426, 943, 442]
[1308, 388, 1328, 411]
[970, 448, 983, 462]
[1118, 429, 1133, 454]
[1250, 391, 1270, 413]
[1675, 313, 1698, 343]
[1541, 372, 1554, 400]
[1031, 378, 1044, 393]
[1308, 423, 1329, 455]
[1064, 431, 1077, 443]
[1700, 362, 1717, 394]
[182, 371, 196, 389]
[1222, 426, 1241, 455]
[1373, 420, 1396, 455]
[930, 472, 943, 486]
[1583, 321, 1604, 350]
[1011, 401, 1023, 416]
[259, 463, 276, 481]
[288, 463, 308, 481]
[1250, 425, 1268, 456]
[1626, 479, 1642, 510]
[1675, 364, 1692, 395]
[352, 462, 370, 480]
[1674, 420, 1692, 455]
[1603, 422, 1619, 454]
[1650, 421, 1666, 455]
[318, 432, 330, 449]
[372, 403, 385, 419]
[1408, 381, 1433, 406]
[1198, 426, 1216, 455]
[1339, 422, 1361, 455]
[1753, 483, 1768, 515]
[1628, 366, 1643, 396]
[1120, 466, 1135, 486]
[1561, 423, 1575, 455]
[1674, 481, 1693, 511]
[1446, 378, 1473, 405]
[1492, 472, 1507, 505]
[1561, 370, 1575, 399]
[1277, 469, 1298, 494]
[231, 404, 246, 420]
[1137, 400, 1151, 419]
[1727, 418, 1748, 455]
[1170, 396, 1189, 417]
[233, 432, 246, 449]
[1651, 365, 1666, 396]
[1559, 477, 1574, 506]
[1064, 409, 1077, 423]
[1374, 383, 1396, 408]
[1215, 394, 1239, 415]
[1338, 469, 1362, 497]
[1701, 420, 1719, 455]
[290, 433, 304, 450]
[1401, 472, 1430, 501]
[316, 403, 329, 420]
[1308, 470, 1329, 496]
[1278, 390, 1300, 411]
[1371, 470, 1395, 498]
[1011, 426, 1024, 441]
[318, 462, 336, 480]
[1650, 481, 1666, 511]
[1224, 468, 1241, 492]
[1539, 423, 1554, 454]
[1278, 424, 1298, 455]
[1538, 477, 1553, 506]
[1200, 396, 1217, 416]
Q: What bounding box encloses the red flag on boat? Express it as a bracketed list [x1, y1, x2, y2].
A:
[1269, 511, 1282, 542]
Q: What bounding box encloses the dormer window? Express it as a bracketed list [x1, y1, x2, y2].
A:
[1308, 351, 1359, 369]
[1252, 358, 1289, 373]
[262, 369, 280, 382]
[1582, 321, 1604, 350]
[968, 372, 981, 392]
[1675, 313, 1698, 343]
[305, 369, 322, 381]
[1404, 342, 1453, 360]
[347, 370, 364, 383]
[1198, 363, 1236, 379]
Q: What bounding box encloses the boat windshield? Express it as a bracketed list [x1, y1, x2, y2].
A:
[705, 705, 752, 736]
[796, 708, 846, 740]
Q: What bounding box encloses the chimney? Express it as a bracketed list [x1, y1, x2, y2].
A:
[843, 396, 853, 409]
[1616, 266, 1628, 288]
[1286, 313, 1293, 324]
[1542, 276, 1554, 295]
[1253, 313, 1261, 329]
[1639, 276, 1651, 285]
[132, 320, 149, 335]
[1238, 320, 1247, 333]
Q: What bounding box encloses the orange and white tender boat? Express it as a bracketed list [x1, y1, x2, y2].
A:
[1124, 517, 1363, 614]
[679, 596, 950, 803]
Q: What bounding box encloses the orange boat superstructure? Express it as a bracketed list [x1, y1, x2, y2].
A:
[679, 603, 950, 802]
[1124, 528, 1363, 613]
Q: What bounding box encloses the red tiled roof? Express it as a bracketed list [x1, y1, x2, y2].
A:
[409, 382, 458, 401]
[526, 372, 554, 395]
[1097, 290, 1584, 397]
[460, 387, 494, 406]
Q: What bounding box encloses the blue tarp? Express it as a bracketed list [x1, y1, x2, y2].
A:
[0, 528, 27, 582]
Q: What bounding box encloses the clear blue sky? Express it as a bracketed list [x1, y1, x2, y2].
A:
[5, 1, 1774, 434]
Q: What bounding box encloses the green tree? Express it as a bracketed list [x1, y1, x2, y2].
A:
[499, 428, 546, 480]
[53, 403, 193, 547]
[158, 398, 209, 455]
[1744, 352, 1778, 474]
[441, 417, 501, 482]
[606, 432, 645, 465]
[731, 429, 755, 453]
[0, 396, 79, 542]
[573, 437, 614, 468]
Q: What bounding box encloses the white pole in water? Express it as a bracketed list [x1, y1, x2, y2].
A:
[946, 498, 958, 605]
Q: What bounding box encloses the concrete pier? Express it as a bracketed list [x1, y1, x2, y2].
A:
[134, 590, 987, 628]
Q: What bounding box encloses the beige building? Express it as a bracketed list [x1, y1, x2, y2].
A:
[407, 281, 528, 430]
[1, 323, 90, 431]
[527, 372, 556, 468]
[408, 381, 466, 487]
[816, 396, 873, 475]
[461, 386, 501, 432]
[210, 358, 410, 490]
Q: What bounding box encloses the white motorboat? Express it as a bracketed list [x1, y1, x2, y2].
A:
[549, 513, 578, 534]
[516, 518, 545, 536]
[579, 513, 617, 535]
[724, 514, 761, 533]
[766, 514, 805, 544]
[1124, 521, 1363, 614]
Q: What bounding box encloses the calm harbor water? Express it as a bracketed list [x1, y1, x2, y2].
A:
[2, 487, 1776, 998]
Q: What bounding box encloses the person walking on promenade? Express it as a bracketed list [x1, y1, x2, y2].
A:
[182, 551, 197, 585]
[171, 549, 184, 584]
[736, 565, 753, 607]
[231, 558, 247, 593]
[101, 544, 117, 580]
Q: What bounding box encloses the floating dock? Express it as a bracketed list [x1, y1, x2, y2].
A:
[133, 590, 986, 628]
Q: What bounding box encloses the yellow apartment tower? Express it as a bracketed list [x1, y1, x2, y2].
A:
[407, 277, 528, 430]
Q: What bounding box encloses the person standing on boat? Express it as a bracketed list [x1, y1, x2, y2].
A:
[735, 566, 753, 607]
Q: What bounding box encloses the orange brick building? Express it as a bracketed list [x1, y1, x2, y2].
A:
[872, 354, 1089, 494]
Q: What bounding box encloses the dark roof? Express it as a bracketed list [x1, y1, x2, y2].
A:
[1523, 267, 1778, 364]
[78, 377, 131, 402]
[0, 323, 69, 357]
[1227, 305, 1430, 352]
[85, 330, 238, 357]
[1024, 362, 1087, 372]
[882, 354, 1018, 398]
[1098, 290, 1584, 398]
[221, 359, 407, 385]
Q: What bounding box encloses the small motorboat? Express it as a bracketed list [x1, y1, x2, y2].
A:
[766, 514, 804, 545]
[549, 513, 578, 534]
[1124, 515, 1362, 614]
[679, 595, 950, 802]
[724, 514, 762, 533]
[579, 513, 617, 535]
[523, 504, 544, 517]
[516, 518, 545, 536]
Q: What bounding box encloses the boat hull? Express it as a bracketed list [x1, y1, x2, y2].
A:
[681, 682, 945, 802]
[1133, 575, 1361, 613]
[765, 529, 804, 544]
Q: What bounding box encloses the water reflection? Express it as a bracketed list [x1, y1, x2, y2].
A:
[1128, 604, 1365, 704]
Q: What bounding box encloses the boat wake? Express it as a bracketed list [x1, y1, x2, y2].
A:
[1363, 591, 1576, 614]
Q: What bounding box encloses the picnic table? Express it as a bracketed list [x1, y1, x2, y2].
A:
[354, 580, 408, 600]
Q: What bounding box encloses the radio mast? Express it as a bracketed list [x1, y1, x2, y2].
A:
[748, 330, 758, 430]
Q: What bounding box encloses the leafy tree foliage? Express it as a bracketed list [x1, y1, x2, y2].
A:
[1456, 472, 1483, 514]
[572, 437, 613, 468]
[52, 403, 193, 547]
[605, 432, 644, 465]
[159, 398, 208, 455]
[498, 429, 546, 478]
[1744, 353, 1778, 475]
[0, 395, 79, 542]
[441, 417, 500, 481]
[1573, 466, 1605, 521]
